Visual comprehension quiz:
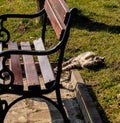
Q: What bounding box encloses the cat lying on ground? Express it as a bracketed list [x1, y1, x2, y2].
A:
[62, 51, 105, 71]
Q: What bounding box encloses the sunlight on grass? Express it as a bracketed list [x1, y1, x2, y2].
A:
[0, 0, 120, 122]
[67, 0, 120, 122]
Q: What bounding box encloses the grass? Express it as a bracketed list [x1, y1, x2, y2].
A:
[0, 0, 120, 122]
[67, 0, 120, 122]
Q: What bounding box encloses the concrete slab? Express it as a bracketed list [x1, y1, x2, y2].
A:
[1, 71, 84, 123]
[71, 69, 103, 123]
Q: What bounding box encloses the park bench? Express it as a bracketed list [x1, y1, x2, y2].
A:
[0, 0, 77, 122]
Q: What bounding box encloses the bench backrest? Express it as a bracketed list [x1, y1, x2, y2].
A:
[44, 0, 70, 40]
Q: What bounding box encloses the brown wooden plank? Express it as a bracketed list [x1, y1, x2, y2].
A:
[0, 43, 3, 84]
[21, 42, 40, 91]
[8, 42, 23, 90]
[49, 0, 69, 23]
[34, 38, 55, 88]
[44, 0, 66, 39]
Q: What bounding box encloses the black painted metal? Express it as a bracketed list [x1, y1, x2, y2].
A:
[0, 56, 14, 90]
[0, 4, 77, 122]
[0, 19, 10, 46]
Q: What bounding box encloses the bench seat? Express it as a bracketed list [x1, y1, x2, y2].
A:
[3, 38, 55, 92]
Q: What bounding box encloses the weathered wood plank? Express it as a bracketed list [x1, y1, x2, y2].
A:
[21, 42, 40, 91]
[44, 0, 66, 39]
[49, 0, 69, 23]
[8, 42, 23, 90]
[34, 38, 55, 88]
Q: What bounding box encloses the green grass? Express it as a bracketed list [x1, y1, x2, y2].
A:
[67, 0, 120, 122]
[0, 0, 41, 42]
[0, 0, 120, 122]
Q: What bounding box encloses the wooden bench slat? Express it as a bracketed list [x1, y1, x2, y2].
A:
[8, 42, 23, 90]
[0, 43, 3, 84]
[49, 0, 69, 23]
[21, 42, 40, 91]
[44, 0, 66, 40]
[34, 38, 55, 88]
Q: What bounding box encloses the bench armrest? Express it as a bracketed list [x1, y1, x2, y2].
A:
[0, 8, 45, 20]
[0, 9, 45, 45]
[0, 41, 61, 57]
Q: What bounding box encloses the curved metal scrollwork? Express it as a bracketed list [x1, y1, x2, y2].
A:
[0, 18, 10, 46]
[0, 56, 14, 90]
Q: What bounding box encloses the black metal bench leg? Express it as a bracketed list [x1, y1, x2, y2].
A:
[56, 89, 70, 123]
[0, 99, 8, 123]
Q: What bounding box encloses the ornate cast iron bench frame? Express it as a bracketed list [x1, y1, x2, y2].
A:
[0, 0, 77, 122]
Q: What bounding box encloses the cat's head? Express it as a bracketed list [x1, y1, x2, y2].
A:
[82, 52, 105, 69]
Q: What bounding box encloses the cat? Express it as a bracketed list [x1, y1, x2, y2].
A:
[62, 51, 105, 71]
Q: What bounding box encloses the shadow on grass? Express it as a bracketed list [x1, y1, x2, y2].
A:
[73, 10, 120, 34]
[86, 84, 111, 123]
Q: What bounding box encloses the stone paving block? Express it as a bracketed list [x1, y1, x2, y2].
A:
[3, 72, 85, 123]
